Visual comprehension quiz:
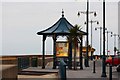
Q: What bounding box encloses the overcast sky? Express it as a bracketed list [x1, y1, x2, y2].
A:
[1, 0, 120, 56]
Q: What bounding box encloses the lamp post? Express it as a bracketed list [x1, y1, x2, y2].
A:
[118, 37, 120, 54]
[95, 27, 107, 58]
[85, 20, 99, 60]
[101, 0, 107, 77]
[111, 33, 120, 56]
[105, 31, 112, 58]
[78, 0, 97, 67]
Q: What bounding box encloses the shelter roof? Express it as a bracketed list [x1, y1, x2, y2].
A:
[37, 11, 87, 36]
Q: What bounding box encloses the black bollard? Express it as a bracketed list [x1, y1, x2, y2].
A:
[112, 57, 114, 66]
[109, 64, 112, 80]
[93, 59, 96, 73]
[84, 58, 87, 67]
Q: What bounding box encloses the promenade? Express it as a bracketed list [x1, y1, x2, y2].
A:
[19, 59, 120, 80]
[66, 59, 120, 80]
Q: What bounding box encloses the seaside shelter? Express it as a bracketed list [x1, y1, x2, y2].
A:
[37, 10, 87, 69]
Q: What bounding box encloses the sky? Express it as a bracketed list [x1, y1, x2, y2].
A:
[119, 2, 120, 51]
[1, 0, 120, 56]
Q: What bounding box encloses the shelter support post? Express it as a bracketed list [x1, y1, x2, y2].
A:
[80, 36, 83, 69]
[42, 35, 46, 69]
[53, 35, 57, 69]
[68, 40, 72, 69]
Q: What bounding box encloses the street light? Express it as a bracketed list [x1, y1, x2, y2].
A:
[95, 27, 107, 57]
[118, 37, 120, 54]
[78, 11, 97, 17]
[101, 0, 107, 77]
[105, 30, 112, 58]
[111, 33, 120, 56]
[85, 20, 99, 60]
[77, 0, 97, 67]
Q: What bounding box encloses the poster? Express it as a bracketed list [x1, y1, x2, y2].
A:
[56, 42, 68, 57]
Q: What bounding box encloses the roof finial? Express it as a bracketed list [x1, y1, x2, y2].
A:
[62, 9, 64, 17]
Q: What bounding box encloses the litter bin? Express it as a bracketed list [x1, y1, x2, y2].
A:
[18, 57, 30, 70]
[31, 57, 38, 67]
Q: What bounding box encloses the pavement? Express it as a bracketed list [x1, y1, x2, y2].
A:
[18, 73, 58, 80]
[18, 59, 120, 80]
[66, 59, 120, 80]
[46, 59, 120, 80]
[18, 66, 59, 80]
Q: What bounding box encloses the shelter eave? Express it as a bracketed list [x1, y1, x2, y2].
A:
[37, 30, 87, 35]
[37, 32, 70, 36]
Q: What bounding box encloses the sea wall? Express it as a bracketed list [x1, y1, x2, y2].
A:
[1, 55, 53, 66]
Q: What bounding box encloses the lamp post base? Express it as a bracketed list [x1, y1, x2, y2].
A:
[80, 67, 83, 70]
[52, 66, 56, 69]
[42, 66, 45, 69]
[84, 59, 89, 67]
[101, 73, 107, 77]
